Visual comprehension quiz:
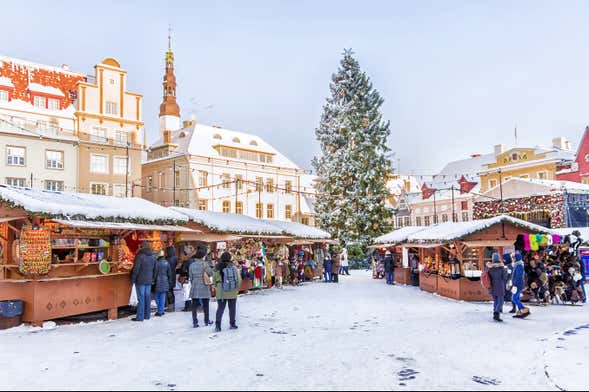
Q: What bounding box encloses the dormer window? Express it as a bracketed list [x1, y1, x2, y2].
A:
[179, 132, 186, 138]
[250, 140, 258, 147]
[213, 134, 222, 140]
[232, 137, 241, 143]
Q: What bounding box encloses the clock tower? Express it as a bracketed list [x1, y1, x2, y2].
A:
[159, 28, 181, 135]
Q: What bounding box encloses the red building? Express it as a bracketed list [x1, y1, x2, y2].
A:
[557, 126, 589, 184]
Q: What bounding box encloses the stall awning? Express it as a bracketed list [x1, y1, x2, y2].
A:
[176, 233, 243, 243]
[51, 219, 198, 233]
[402, 243, 444, 249]
[0, 216, 25, 223]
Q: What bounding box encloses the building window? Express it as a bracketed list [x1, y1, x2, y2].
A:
[47, 98, 60, 111]
[488, 179, 498, 189]
[112, 184, 128, 197]
[45, 150, 64, 170]
[175, 170, 181, 187]
[416, 216, 422, 226]
[45, 180, 63, 192]
[222, 173, 231, 189]
[33, 96, 46, 108]
[91, 127, 108, 143]
[461, 201, 468, 211]
[462, 212, 469, 222]
[6, 177, 26, 188]
[256, 203, 263, 218]
[235, 175, 243, 190]
[441, 214, 448, 223]
[424, 216, 431, 226]
[198, 171, 208, 187]
[0, 90, 8, 101]
[7, 146, 25, 166]
[198, 199, 208, 211]
[159, 172, 165, 190]
[537, 171, 548, 180]
[266, 178, 274, 193]
[90, 183, 108, 195]
[105, 101, 118, 115]
[285, 205, 293, 220]
[236, 201, 243, 215]
[404, 216, 411, 226]
[302, 217, 310, 226]
[267, 204, 275, 219]
[114, 130, 128, 146]
[396, 217, 403, 228]
[90, 154, 108, 174]
[147, 176, 153, 192]
[433, 215, 439, 224]
[222, 201, 231, 213]
[217, 146, 274, 164]
[255, 177, 263, 192]
[285, 180, 293, 194]
[520, 174, 529, 179]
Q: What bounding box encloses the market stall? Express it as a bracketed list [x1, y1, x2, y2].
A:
[373, 226, 428, 285]
[402, 215, 552, 301]
[170, 208, 332, 289]
[0, 185, 192, 326]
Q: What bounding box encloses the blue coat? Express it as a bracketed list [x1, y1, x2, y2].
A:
[512, 262, 526, 290]
[488, 263, 509, 297]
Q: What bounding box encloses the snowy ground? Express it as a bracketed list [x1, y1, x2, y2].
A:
[1, 271, 587, 391]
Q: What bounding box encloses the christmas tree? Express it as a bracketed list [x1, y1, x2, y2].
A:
[313, 49, 393, 245]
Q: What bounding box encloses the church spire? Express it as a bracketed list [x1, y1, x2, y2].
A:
[159, 26, 180, 131]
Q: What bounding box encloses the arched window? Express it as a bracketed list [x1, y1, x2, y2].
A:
[213, 134, 222, 140]
[232, 137, 241, 143]
[250, 140, 258, 146]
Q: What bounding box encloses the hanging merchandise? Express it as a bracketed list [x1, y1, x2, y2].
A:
[529, 234, 539, 251]
[524, 235, 531, 251]
[19, 225, 52, 275]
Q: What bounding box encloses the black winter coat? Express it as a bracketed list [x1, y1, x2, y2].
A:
[488, 263, 509, 298]
[166, 246, 178, 289]
[154, 257, 171, 292]
[181, 257, 195, 278]
[384, 255, 394, 273]
[131, 248, 156, 285]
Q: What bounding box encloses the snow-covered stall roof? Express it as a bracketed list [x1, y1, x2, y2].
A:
[171, 208, 331, 239]
[170, 208, 284, 236]
[374, 226, 428, 245]
[0, 185, 187, 224]
[406, 215, 551, 243]
[261, 219, 331, 240]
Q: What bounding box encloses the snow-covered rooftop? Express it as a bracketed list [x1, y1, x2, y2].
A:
[406, 215, 551, 243]
[171, 207, 330, 239]
[0, 185, 187, 223]
[28, 83, 65, 97]
[0, 55, 86, 77]
[0, 76, 13, 88]
[147, 122, 301, 170]
[435, 153, 495, 180]
[374, 226, 428, 245]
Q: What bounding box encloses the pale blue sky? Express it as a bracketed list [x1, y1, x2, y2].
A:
[3, 0, 589, 174]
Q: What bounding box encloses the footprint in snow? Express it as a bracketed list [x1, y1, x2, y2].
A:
[208, 334, 219, 340]
[472, 376, 501, 386]
[564, 330, 577, 336]
[398, 368, 419, 382]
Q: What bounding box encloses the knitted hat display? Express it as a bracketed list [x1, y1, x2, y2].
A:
[540, 235, 549, 246]
[524, 235, 531, 251]
[529, 234, 539, 251]
[536, 234, 544, 246]
[552, 234, 562, 244]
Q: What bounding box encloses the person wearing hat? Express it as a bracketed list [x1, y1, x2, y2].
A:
[511, 252, 530, 319]
[488, 253, 509, 322]
[153, 249, 171, 317]
[214, 252, 242, 332]
[384, 251, 395, 285]
[131, 241, 157, 322]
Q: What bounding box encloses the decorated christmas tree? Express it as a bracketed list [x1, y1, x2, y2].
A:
[313, 49, 393, 245]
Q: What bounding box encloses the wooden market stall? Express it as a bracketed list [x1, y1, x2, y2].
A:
[373, 226, 428, 285]
[402, 215, 552, 301]
[169, 208, 332, 289]
[0, 185, 194, 326]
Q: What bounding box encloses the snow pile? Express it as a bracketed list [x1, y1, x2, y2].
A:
[171, 208, 331, 239]
[27, 83, 65, 97]
[407, 215, 551, 243]
[0, 185, 187, 223]
[374, 226, 428, 245]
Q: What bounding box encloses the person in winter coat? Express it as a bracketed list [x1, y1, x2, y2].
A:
[189, 246, 214, 328]
[214, 252, 242, 332]
[503, 253, 515, 313]
[384, 251, 395, 285]
[512, 252, 530, 318]
[488, 253, 509, 322]
[180, 256, 196, 312]
[153, 250, 171, 317]
[332, 251, 341, 283]
[165, 245, 178, 312]
[131, 241, 157, 322]
[341, 247, 350, 275]
[323, 252, 332, 283]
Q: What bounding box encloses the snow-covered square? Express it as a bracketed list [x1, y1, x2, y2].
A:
[0, 272, 586, 391]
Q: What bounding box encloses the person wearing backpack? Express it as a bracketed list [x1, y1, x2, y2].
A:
[189, 246, 214, 328]
[214, 252, 242, 332]
[487, 252, 509, 322]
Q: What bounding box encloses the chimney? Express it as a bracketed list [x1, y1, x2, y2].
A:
[552, 136, 570, 150]
[163, 130, 172, 145]
[494, 144, 505, 156]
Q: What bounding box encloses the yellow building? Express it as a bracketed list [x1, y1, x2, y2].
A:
[479, 139, 574, 192]
[76, 58, 144, 197]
